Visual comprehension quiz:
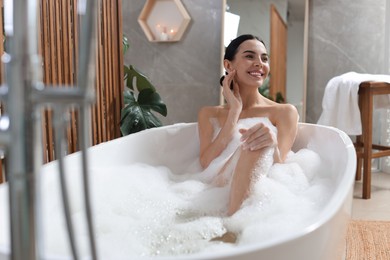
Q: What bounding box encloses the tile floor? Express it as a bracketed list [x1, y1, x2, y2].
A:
[352, 171, 390, 220]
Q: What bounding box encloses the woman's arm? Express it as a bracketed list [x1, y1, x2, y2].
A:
[273, 104, 299, 162]
[198, 71, 242, 169]
[198, 107, 236, 168]
[238, 104, 298, 163]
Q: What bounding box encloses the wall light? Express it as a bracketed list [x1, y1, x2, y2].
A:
[224, 11, 240, 47]
[4, 0, 13, 36]
[138, 0, 191, 42]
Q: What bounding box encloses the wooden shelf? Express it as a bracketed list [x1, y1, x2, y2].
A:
[138, 0, 191, 42]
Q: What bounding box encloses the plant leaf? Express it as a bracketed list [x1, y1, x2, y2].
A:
[137, 88, 167, 117]
[121, 62, 168, 135]
[122, 35, 129, 54]
[275, 92, 285, 103]
[120, 105, 144, 135]
[120, 89, 166, 135]
[124, 65, 134, 91]
[141, 110, 163, 128]
[120, 104, 163, 135]
[124, 65, 129, 78]
[127, 65, 156, 92]
[258, 76, 271, 99]
[123, 89, 135, 105]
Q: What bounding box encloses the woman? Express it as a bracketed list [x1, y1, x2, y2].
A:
[197, 34, 298, 216]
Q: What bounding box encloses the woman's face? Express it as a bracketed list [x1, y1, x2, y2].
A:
[226, 39, 270, 88]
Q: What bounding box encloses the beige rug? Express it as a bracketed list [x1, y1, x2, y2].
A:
[346, 220, 390, 260]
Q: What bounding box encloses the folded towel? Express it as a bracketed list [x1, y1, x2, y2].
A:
[317, 72, 390, 135]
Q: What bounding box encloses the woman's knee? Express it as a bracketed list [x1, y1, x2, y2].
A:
[239, 145, 265, 160]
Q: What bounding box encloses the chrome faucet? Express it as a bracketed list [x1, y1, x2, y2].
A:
[1, 0, 98, 259]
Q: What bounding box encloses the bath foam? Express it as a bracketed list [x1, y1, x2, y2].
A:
[0, 147, 330, 259]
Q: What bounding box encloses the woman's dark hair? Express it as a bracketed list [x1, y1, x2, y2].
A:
[224, 34, 265, 61]
[220, 34, 266, 86]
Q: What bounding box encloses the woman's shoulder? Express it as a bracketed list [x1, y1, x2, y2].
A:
[252, 102, 297, 114]
[199, 106, 226, 117]
[272, 103, 299, 125]
[198, 105, 226, 119]
[275, 103, 298, 115]
[251, 103, 298, 125]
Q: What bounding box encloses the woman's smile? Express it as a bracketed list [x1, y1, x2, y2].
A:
[247, 70, 265, 79]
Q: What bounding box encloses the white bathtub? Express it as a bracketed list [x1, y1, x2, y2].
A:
[0, 122, 356, 260]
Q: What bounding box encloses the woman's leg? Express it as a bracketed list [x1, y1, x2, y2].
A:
[213, 148, 241, 187]
[227, 146, 273, 216]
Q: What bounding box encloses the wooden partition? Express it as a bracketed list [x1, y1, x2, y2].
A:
[0, 0, 124, 182]
[39, 0, 124, 163]
[270, 4, 287, 101]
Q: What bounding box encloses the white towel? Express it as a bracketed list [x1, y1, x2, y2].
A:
[317, 72, 390, 135]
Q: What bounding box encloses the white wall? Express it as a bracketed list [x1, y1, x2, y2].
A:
[122, 0, 224, 125]
[306, 0, 388, 123]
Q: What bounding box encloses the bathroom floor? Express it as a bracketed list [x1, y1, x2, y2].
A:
[352, 171, 390, 220]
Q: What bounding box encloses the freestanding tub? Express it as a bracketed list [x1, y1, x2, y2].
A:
[0, 122, 356, 260]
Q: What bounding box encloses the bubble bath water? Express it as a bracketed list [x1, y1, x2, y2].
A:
[0, 146, 331, 259]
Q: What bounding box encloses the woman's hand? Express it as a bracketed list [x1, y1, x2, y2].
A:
[239, 123, 277, 151]
[222, 70, 242, 114]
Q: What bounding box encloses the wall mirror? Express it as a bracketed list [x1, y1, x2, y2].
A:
[223, 0, 308, 122]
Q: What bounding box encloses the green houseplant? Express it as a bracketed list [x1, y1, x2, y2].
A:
[258, 75, 285, 103]
[120, 36, 167, 135]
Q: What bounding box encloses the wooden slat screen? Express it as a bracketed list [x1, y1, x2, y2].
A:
[93, 0, 123, 144]
[39, 0, 124, 163]
[0, 0, 124, 183]
[270, 4, 287, 101]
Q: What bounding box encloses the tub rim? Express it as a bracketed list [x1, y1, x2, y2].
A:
[0, 122, 357, 260]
